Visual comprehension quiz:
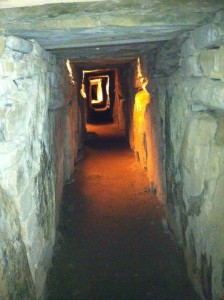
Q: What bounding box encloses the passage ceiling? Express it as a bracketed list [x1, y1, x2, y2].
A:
[0, 0, 224, 65]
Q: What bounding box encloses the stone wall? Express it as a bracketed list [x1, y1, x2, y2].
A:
[0, 36, 83, 299]
[156, 11, 224, 300]
[113, 69, 126, 131]
[119, 57, 166, 201]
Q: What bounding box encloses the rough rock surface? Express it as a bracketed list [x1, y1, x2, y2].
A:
[156, 12, 224, 300]
[0, 1, 224, 62]
[114, 57, 166, 202]
[0, 36, 84, 299]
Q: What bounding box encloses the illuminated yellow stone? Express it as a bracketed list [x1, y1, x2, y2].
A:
[135, 89, 150, 113]
[133, 87, 150, 168]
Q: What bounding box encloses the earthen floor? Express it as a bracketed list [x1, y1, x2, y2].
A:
[47, 122, 199, 300]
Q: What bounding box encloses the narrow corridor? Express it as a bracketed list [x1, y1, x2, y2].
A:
[47, 122, 199, 300]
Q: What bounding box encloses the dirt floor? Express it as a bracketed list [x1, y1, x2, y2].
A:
[46, 122, 199, 300]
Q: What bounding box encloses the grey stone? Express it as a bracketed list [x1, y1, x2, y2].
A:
[191, 104, 208, 112]
[191, 77, 224, 110]
[6, 36, 33, 54]
[1, 59, 14, 76]
[181, 37, 199, 57]
[12, 51, 24, 61]
[191, 23, 224, 49]
[0, 36, 6, 56]
[0, 60, 4, 76]
[199, 46, 224, 80]
[0, 78, 18, 96]
[48, 71, 57, 87]
[181, 112, 217, 200]
[0, 1, 223, 60]
[29, 39, 44, 57]
[213, 10, 224, 24]
[0, 187, 36, 300]
[180, 56, 202, 77]
[215, 117, 224, 146]
[0, 38, 86, 298]
[42, 50, 51, 62]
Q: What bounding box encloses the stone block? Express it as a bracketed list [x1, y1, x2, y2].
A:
[180, 56, 201, 77]
[213, 10, 224, 24]
[29, 39, 44, 57]
[50, 54, 57, 65]
[6, 36, 33, 54]
[42, 50, 51, 62]
[181, 112, 217, 201]
[14, 61, 35, 79]
[0, 59, 14, 77]
[191, 104, 208, 112]
[15, 185, 35, 222]
[0, 61, 4, 77]
[0, 36, 6, 56]
[0, 187, 35, 299]
[191, 77, 224, 110]
[181, 37, 199, 57]
[0, 78, 18, 97]
[48, 71, 57, 87]
[4, 60, 14, 75]
[51, 64, 58, 74]
[0, 49, 83, 300]
[199, 47, 224, 81]
[49, 87, 65, 109]
[0, 141, 25, 169]
[191, 24, 224, 49]
[12, 51, 24, 61]
[215, 117, 224, 146]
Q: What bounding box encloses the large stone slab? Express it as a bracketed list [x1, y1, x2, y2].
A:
[199, 46, 224, 80]
[191, 77, 224, 110]
[180, 56, 202, 77]
[0, 1, 223, 60]
[6, 36, 33, 54]
[181, 112, 217, 201]
[191, 23, 224, 49]
[0, 187, 36, 300]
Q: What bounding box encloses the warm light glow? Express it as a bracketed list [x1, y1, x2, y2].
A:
[80, 83, 87, 98]
[97, 80, 103, 102]
[66, 59, 75, 85]
[133, 88, 151, 170]
[90, 78, 103, 104]
[135, 89, 150, 113]
[137, 57, 143, 79]
[83, 69, 111, 74]
[106, 76, 109, 96]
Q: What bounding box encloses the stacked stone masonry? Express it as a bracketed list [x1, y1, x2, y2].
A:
[155, 11, 224, 300]
[116, 56, 166, 202]
[0, 36, 82, 299]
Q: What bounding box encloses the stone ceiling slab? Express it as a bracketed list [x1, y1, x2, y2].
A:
[0, 0, 104, 9]
[0, 0, 224, 61]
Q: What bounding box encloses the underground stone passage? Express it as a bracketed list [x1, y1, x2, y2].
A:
[46, 122, 199, 300]
[1, 1, 224, 300]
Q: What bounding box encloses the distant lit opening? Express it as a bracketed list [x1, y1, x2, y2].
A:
[89, 75, 110, 111]
[80, 69, 115, 123]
